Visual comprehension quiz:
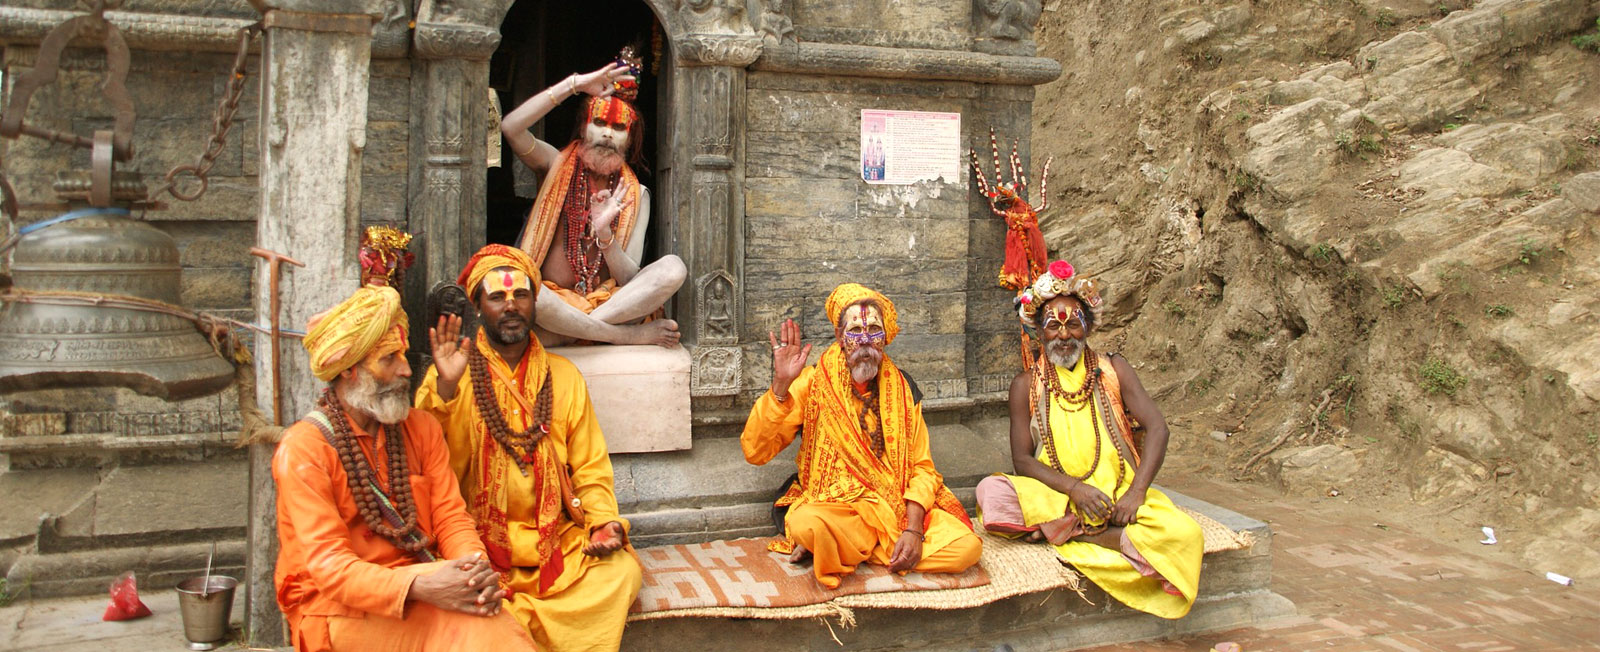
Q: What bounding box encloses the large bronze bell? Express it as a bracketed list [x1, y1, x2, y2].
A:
[0, 208, 235, 400]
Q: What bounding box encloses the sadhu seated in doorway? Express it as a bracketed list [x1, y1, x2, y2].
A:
[742, 283, 983, 589]
[272, 285, 536, 651]
[976, 261, 1204, 619]
[501, 48, 685, 347]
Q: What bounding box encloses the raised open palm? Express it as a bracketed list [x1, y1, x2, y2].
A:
[430, 314, 471, 388]
[768, 318, 812, 396]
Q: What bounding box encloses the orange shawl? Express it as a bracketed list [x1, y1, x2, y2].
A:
[776, 345, 973, 538]
[516, 142, 641, 267]
[459, 334, 568, 591]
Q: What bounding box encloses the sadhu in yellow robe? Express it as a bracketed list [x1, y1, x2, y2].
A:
[744, 345, 982, 589]
[978, 352, 1204, 619]
[416, 334, 642, 652]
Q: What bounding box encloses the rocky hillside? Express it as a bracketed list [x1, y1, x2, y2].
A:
[1030, 0, 1600, 577]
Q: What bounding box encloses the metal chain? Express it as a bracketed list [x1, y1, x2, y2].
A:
[151, 23, 261, 203]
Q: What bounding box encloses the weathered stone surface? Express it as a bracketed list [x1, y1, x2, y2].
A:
[1264, 444, 1359, 496]
[0, 411, 67, 438]
[1396, 148, 1520, 201]
[181, 266, 252, 310]
[1435, 122, 1570, 186]
[1430, 0, 1597, 61]
[0, 467, 95, 545]
[1564, 172, 1600, 213]
[1358, 31, 1485, 131]
[53, 459, 245, 539]
[555, 345, 692, 454]
[1242, 98, 1350, 201]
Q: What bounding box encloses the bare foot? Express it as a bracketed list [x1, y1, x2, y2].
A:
[1026, 531, 1045, 543]
[787, 542, 811, 564]
[614, 319, 680, 347]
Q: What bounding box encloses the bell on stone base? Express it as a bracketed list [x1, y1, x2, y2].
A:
[0, 208, 234, 401]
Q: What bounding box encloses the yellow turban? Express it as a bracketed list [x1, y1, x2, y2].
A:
[303, 285, 409, 382]
[825, 282, 900, 344]
[458, 244, 541, 301]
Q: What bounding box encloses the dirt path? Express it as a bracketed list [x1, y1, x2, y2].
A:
[1071, 471, 1600, 651]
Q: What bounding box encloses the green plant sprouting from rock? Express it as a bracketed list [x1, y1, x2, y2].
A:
[1419, 357, 1468, 396]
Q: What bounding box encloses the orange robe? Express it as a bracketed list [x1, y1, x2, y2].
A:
[272, 408, 536, 652]
[742, 346, 982, 589]
[415, 337, 641, 652]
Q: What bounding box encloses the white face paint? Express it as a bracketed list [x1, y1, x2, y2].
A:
[583, 120, 629, 155]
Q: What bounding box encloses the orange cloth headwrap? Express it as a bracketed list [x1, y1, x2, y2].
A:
[825, 282, 900, 345]
[303, 285, 409, 382]
[458, 244, 541, 300]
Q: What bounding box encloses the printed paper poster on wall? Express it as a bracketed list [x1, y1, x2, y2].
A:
[860, 109, 962, 185]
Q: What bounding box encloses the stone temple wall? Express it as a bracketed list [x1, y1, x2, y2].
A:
[0, 0, 1058, 599]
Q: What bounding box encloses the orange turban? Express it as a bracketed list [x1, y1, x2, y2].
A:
[825, 282, 900, 345]
[303, 285, 409, 382]
[458, 244, 541, 300]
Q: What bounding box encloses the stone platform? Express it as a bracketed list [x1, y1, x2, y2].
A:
[621, 490, 1291, 652]
[553, 345, 692, 454]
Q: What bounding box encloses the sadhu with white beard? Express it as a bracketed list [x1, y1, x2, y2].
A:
[502, 49, 686, 347]
[976, 260, 1204, 619]
[743, 283, 982, 589]
[272, 285, 536, 651]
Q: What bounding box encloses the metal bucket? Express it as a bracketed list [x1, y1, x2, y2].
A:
[175, 575, 237, 650]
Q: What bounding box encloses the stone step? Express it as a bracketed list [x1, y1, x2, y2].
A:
[622, 489, 1291, 652]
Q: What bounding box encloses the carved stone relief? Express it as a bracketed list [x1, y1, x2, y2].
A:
[975, 0, 1043, 41]
[677, 0, 748, 34]
[690, 345, 742, 396]
[696, 270, 737, 345]
[693, 67, 732, 159]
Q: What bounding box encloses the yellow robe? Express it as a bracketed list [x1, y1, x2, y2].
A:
[415, 338, 642, 652]
[1000, 357, 1204, 619]
[743, 351, 981, 589]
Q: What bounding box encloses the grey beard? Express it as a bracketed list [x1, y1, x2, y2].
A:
[850, 360, 880, 384]
[1046, 338, 1084, 370]
[344, 367, 411, 425]
[578, 141, 625, 176]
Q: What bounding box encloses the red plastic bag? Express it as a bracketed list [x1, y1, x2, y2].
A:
[102, 571, 152, 621]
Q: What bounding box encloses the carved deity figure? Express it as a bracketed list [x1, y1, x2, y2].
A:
[502, 50, 686, 347]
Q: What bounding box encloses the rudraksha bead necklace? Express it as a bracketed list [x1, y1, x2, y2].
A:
[319, 389, 434, 554]
[850, 377, 886, 457]
[468, 344, 553, 475]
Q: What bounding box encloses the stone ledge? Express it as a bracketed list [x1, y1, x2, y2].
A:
[622, 487, 1289, 651]
[754, 42, 1062, 86]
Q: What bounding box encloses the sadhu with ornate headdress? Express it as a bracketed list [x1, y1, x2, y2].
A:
[742, 283, 982, 589]
[502, 48, 686, 348]
[414, 245, 641, 652]
[272, 285, 536, 651]
[976, 260, 1204, 619]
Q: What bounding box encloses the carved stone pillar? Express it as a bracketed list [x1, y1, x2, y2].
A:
[248, 2, 385, 645]
[671, 35, 761, 397]
[408, 16, 499, 303]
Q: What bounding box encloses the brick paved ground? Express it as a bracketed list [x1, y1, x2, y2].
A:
[1074, 472, 1600, 652]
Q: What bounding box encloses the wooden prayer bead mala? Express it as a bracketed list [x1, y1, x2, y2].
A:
[318, 389, 433, 554]
[467, 344, 553, 475]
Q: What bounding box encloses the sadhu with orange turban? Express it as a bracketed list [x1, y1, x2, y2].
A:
[275, 284, 537, 652]
[741, 282, 981, 589]
[415, 244, 641, 652]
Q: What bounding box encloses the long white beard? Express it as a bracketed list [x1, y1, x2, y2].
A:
[344, 367, 411, 425]
[850, 359, 881, 384]
[1046, 338, 1084, 370]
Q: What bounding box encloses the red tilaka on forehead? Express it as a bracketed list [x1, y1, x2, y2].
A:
[588, 96, 637, 128]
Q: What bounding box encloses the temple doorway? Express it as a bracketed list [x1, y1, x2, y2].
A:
[486, 0, 666, 251]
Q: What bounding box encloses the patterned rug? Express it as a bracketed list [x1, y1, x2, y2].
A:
[627, 505, 1250, 622]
